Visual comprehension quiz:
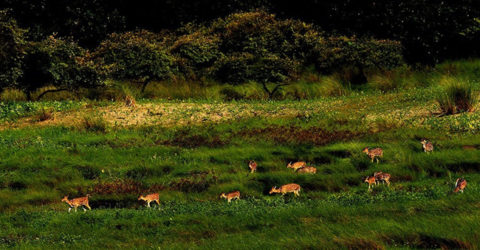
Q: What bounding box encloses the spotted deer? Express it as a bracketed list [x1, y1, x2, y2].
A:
[421, 139, 434, 153]
[296, 166, 317, 174]
[220, 191, 240, 202]
[287, 161, 307, 171]
[61, 194, 91, 212]
[125, 95, 136, 108]
[364, 176, 376, 190]
[248, 160, 257, 173]
[363, 147, 383, 163]
[454, 178, 467, 193]
[374, 172, 391, 186]
[138, 193, 160, 207]
[269, 183, 301, 196]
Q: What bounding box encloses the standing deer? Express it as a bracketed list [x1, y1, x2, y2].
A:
[296, 166, 317, 174]
[454, 178, 467, 193]
[220, 191, 240, 202]
[248, 160, 257, 173]
[138, 193, 160, 207]
[269, 183, 301, 196]
[363, 147, 383, 163]
[287, 161, 307, 171]
[364, 176, 376, 191]
[374, 172, 391, 186]
[421, 139, 434, 153]
[125, 95, 136, 108]
[62, 194, 91, 212]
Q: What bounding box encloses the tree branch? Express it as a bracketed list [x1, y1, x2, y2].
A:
[37, 88, 69, 100]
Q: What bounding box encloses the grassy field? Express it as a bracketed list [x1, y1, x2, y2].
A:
[1, 67, 480, 248]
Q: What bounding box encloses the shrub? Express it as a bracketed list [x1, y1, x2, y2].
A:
[21, 36, 107, 100]
[94, 30, 173, 92]
[0, 10, 26, 91]
[436, 78, 477, 115]
[79, 115, 108, 133]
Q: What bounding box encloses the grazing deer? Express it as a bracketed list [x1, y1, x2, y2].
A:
[287, 161, 307, 171]
[248, 160, 257, 173]
[220, 191, 240, 202]
[296, 166, 317, 174]
[62, 194, 91, 212]
[454, 178, 467, 193]
[362, 147, 383, 163]
[269, 183, 301, 196]
[138, 193, 160, 207]
[421, 139, 434, 153]
[364, 176, 376, 191]
[125, 95, 136, 108]
[374, 172, 391, 186]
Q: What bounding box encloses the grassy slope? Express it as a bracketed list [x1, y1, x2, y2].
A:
[1, 84, 480, 248]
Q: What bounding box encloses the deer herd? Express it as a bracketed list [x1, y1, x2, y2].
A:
[62, 139, 468, 211]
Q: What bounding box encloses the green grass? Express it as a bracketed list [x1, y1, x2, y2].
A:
[1, 60, 480, 248]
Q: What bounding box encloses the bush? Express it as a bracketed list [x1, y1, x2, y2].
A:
[437, 78, 477, 115]
[94, 30, 173, 92]
[21, 36, 107, 100]
[79, 115, 108, 133]
[0, 10, 26, 91]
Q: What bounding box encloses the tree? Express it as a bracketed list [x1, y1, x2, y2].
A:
[93, 31, 173, 92]
[21, 36, 107, 100]
[0, 10, 26, 92]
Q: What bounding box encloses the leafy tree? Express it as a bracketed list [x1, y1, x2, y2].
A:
[93, 31, 173, 92]
[21, 36, 107, 100]
[0, 10, 26, 91]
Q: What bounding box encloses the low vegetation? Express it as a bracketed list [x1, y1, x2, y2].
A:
[0, 67, 479, 247]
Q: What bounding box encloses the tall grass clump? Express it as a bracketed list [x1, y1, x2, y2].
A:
[436, 77, 477, 115]
[78, 115, 108, 133]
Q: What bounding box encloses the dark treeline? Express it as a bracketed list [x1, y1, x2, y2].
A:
[1, 0, 479, 64]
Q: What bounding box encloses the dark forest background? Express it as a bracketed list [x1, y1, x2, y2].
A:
[2, 0, 479, 64]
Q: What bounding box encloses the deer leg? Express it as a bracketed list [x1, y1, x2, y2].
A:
[83, 207, 87, 212]
[386, 180, 390, 186]
[155, 200, 160, 206]
[74, 206, 78, 212]
[147, 201, 151, 208]
[376, 158, 379, 164]
[85, 204, 92, 210]
[68, 207, 72, 213]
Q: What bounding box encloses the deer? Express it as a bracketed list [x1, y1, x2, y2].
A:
[248, 160, 257, 173]
[61, 194, 91, 212]
[296, 166, 317, 174]
[421, 139, 434, 153]
[287, 161, 307, 171]
[138, 193, 160, 207]
[454, 178, 467, 193]
[269, 183, 301, 196]
[220, 191, 240, 202]
[374, 172, 391, 186]
[364, 176, 376, 191]
[125, 95, 136, 108]
[362, 147, 383, 163]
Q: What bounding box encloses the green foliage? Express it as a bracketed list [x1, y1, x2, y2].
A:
[0, 10, 26, 90]
[21, 36, 107, 99]
[171, 31, 222, 79]
[94, 30, 173, 91]
[437, 78, 478, 115]
[213, 53, 299, 85]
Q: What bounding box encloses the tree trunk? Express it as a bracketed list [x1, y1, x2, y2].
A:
[141, 79, 151, 93]
[37, 88, 69, 101]
[261, 82, 288, 99]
